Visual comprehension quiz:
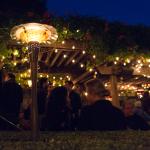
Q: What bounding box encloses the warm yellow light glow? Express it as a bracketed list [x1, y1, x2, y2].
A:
[55, 49, 58, 53]
[62, 41, 65, 44]
[10, 23, 58, 44]
[72, 45, 75, 49]
[80, 64, 84, 68]
[84, 92, 88, 96]
[93, 55, 96, 59]
[13, 50, 19, 56]
[89, 68, 93, 72]
[126, 59, 130, 63]
[63, 54, 67, 58]
[114, 61, 117, 65]
[72, 59, 75, 63]
[116, 57, 119, 61]
[82, 50, 86, 54]
[13, 62, 17, 66]
[28, 80, 32, 87]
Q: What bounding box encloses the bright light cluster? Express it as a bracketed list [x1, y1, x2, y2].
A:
[10, 23, 58, 44]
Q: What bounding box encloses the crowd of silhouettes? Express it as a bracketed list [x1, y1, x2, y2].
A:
[0, 70, 150, 131]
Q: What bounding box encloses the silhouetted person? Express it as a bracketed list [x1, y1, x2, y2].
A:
[65, 81, 82, 130]
[79, 79, 126, 131]
[45, 87, 69, 131]
[37, 78, 48, 116]
[134, 101, 150, 122]
[142, 91, 150, 115]
[0, 73, 23, 129]
[123, 101, 150, 130]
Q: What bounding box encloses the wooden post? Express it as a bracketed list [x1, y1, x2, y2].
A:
[29, 42, 39, 141]
[110, 74, 120, 107]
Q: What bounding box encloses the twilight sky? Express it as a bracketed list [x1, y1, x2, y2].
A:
[47, 0, 150, 26]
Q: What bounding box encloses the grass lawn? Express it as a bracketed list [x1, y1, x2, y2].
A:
[0, 131, 150, 150]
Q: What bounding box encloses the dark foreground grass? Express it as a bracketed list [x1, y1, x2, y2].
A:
[0, 131, 150, 150]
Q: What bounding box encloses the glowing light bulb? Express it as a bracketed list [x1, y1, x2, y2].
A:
[13, 62, 17, 66]
[2, 56, 5, 60]
[53, 76, 56, 79]
[137, 60, 141, 64]
[28, 69, 31, 73]
[126, 59, 130, 63]
[76, 29, 80, 32]
[105, 83, 108, 87]
[72, 45, 75, 49]
[84, 92, 88, 96]
[93, 55, 96, 59]
[28, 80, 32, 87]
[13, 50, 19, 56]
[89, 68, 93, 72]
[55, 49, 58, 53]
[116, 57, 119, 61]
[94, 71, 98, 75]
[123, 62, 127, 66]
[72, 59, 75, 63]
[82, 50, 86, 54]
[62, 41, 65, 44]
[80, 64, 84, 68]
[60, 77, 63, 80]
[114, 61, 117, 65]
[63, 54, 67, 58]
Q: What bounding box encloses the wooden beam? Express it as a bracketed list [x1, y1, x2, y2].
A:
[8, 39, 87, 52]
[50, 51, 62, 67]
[45, 50, 54, 64]
[64, 52, 79, 66]
[110, 75, 120, 108]
[73, 71, 91, 84]
[57, 53, 68, 67]
[38, 52, 43, 61]
[74, 53, 84, 65]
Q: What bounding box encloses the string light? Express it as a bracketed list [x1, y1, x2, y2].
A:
[55, 49, 58, 53]
[104, 83, 108, 87]
[61, 41, 65, 44]
[13, 62, 17, 66]
[72, 59, 75, 63]
[116, 57, 119, 61]
[27, 80, 32, 87]
[80, 64, 84, 68]
[84, 92, 88, 96]
[89, 68, 93, 72]
[82, 50, 86, 54]
[13, 50, 19, 56]
[72, 45, 75, 49]
[2, 56, 5, 60]
[53, 76, 56, 79]
[114, 61, 117, 65]
[76, 29, 80, 32]
[126, 58, 130, 63]
[63, 54, 67, 58]
[93, 55, 96, 59]
[123, 62, 127, 66]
